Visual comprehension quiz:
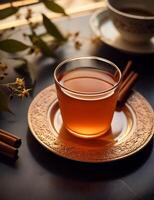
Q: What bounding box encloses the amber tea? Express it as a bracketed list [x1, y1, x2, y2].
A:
[54, 57, 121, 138]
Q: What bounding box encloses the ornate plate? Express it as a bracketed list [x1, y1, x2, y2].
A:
[28, 85, 154, 163]
[90, 9, 154, 54]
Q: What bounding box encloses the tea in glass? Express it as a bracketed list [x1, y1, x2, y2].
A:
[54, 57, 121, 138]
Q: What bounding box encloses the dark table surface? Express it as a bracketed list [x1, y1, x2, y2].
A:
[0, 12, 154, 200]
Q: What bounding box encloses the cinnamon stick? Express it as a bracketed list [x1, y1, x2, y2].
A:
[0, 141, 18, 159]
[0, 129, 21, 148]
[119, 71, 135, 91]
[122, 60, 132, 80]
[117, 72, 138, 107]
[114, 60, 132, 81]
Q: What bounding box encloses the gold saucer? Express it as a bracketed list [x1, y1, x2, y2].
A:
[28, 85, 154, 163]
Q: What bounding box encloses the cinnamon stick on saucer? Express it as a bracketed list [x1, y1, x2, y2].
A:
[119, 71, 136, 91]
[117, 61, 138, 108]
[121, 60, 132, 80]
[0, 129, 21, 148]
[118, 72, 138, 106]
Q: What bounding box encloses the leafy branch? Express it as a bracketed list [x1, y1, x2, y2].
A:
[0, 0, 68, 113]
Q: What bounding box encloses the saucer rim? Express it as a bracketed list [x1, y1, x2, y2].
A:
[28, 85, 154, 163]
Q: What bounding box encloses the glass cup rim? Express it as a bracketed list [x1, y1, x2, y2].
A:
[54, 56, 122, 96]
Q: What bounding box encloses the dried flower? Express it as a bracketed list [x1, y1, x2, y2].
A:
[91, 36, 101, 44]
[26, 8, 33, 20]
[15, 78, 25, 88]
[17, 88, 31, 99]
[6, 78, 31, 100]
[74, 31, 80, 38]
[74, 40, 82, 50]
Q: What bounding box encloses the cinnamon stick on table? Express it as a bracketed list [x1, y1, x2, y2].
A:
[0, 129, 21, 160]
[0, 129, 21, 148]
[0, 141, 18, 159]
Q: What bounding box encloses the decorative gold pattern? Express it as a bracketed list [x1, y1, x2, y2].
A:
[28, 85, 154, 163]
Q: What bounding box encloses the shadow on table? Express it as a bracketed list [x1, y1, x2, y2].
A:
[27, 129, 153, 181]
[93, 42, 154, 71]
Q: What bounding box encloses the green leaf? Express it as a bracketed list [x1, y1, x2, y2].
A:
[0, 39, 30, 53]
[0, 90, 12, 113]
[0, 7, 18, 20]
[42, 14, 66, 42]
[43, 0, 68, 16]
[29, 34, 55, 57]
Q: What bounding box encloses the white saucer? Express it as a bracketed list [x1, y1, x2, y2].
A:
[90, 9, 154, 54]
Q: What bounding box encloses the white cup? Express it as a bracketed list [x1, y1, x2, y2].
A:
[107, 0, 154, 43]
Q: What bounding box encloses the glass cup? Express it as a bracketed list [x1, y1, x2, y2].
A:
[54, 56, 121, 139]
